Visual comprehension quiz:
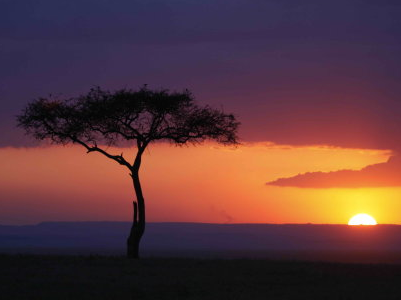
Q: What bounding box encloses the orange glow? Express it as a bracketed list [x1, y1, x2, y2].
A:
[348, 213, 377, 225]
[0, 143, 397, 225]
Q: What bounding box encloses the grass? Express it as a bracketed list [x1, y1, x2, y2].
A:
[2, 254, 401, 299]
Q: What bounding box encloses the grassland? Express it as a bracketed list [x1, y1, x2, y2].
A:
[2, 254, 401, 299]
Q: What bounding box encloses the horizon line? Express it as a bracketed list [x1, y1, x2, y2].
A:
[1, 221, 400, 226]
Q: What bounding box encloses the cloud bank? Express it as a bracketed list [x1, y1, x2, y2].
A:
[2, 0, 401, 151]
[267, 156, 401, 188]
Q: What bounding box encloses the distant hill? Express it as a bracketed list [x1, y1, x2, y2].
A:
[1, 222, 401, 263]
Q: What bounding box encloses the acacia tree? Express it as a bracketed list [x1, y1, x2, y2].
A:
[17, 86, 240, 258]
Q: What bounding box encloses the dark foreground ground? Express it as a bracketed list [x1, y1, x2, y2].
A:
[2, 255, 401, 300]
[4, 223, 401, 263]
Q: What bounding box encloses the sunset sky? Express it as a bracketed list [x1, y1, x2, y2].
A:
[2, 1, 401, 225]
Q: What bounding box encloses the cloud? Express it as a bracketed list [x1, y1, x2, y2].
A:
[2, 0, 401, 151]
[267, 156, 401, 188]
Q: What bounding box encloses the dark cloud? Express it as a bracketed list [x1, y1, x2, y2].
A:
[2, 1, 399, 44]
[267, 156, 401, 188]
[2, 0, 401, 149]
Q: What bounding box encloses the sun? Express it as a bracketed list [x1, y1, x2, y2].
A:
[348, 213, 377, 225]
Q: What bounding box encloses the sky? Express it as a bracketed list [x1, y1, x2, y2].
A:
[1, 0, 401, 224]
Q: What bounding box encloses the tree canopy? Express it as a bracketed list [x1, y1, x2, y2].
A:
[17, 86, 240, 170]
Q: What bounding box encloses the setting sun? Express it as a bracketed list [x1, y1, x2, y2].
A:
[348, 214, 377, 226]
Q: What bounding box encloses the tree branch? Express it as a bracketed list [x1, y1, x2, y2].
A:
[72, 137, 133, 170]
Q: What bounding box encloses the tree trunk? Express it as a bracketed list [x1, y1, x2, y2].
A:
[127, 171, 145, 258]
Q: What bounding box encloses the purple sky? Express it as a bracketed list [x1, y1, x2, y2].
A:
[2, 0, 401, 150]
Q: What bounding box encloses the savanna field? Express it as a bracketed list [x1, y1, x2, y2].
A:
[2, 255, 401, 300]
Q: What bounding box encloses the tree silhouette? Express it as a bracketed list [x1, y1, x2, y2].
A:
[17, 86, 240, 258]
